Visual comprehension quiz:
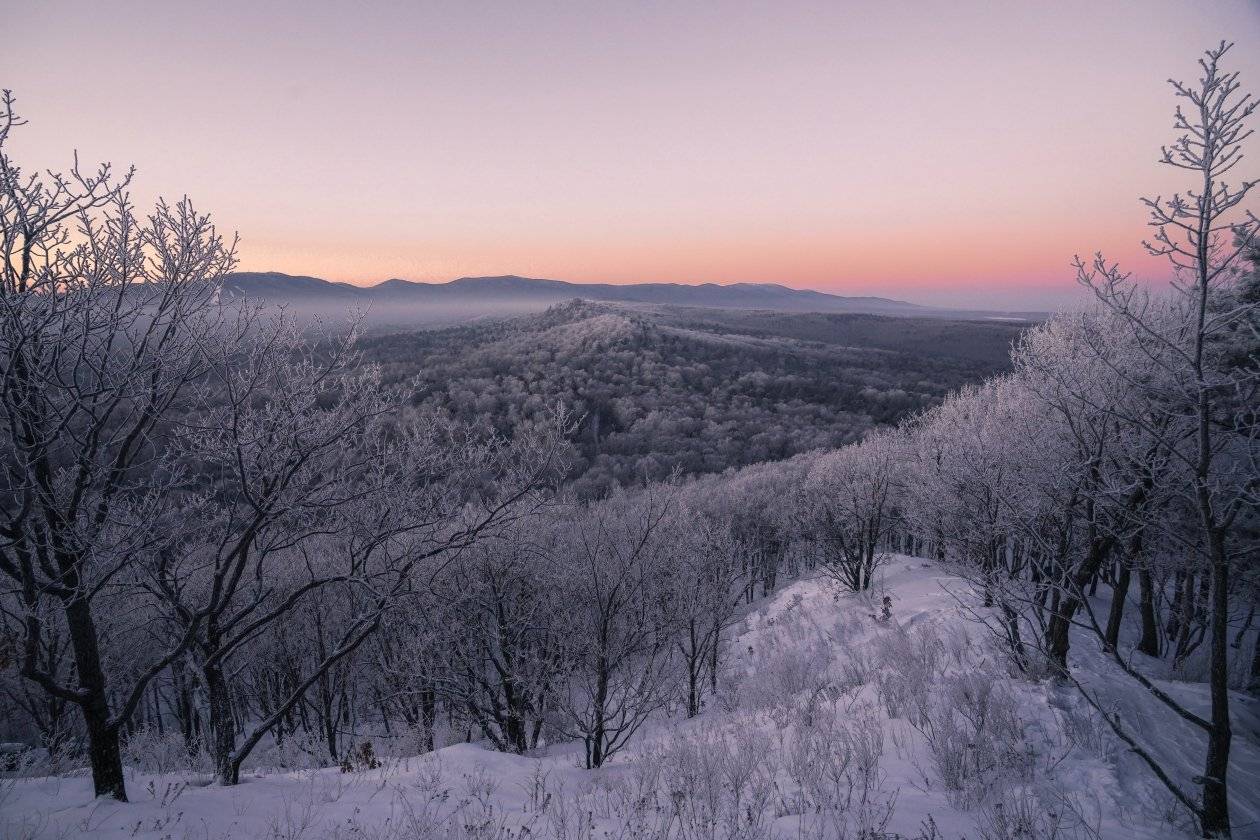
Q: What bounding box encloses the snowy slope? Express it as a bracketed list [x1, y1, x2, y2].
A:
[5, 559, 1256, 840]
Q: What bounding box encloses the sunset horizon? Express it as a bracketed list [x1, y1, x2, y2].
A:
[232, 267, 1059, 312]
[11, 1, 1259, 310]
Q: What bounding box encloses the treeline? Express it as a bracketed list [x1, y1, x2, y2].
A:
[359, 299, 1019, 498]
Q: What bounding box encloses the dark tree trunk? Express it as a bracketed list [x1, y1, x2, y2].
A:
[1137, 568, 1162, 657]
[1002, 603, 1026, 671]
[709, 615, 721, 694]
[1104, 559, 1132, 652]
[1046, 534, 1115, 674]
[587, 660, 608, 769]
[1248, 633, 1260, 697]
[419, 679, 437, 753]
[1199, 534, 1232, 838]
[1167, 570, 1187, 639]
[171, 658, 202, 757]
[685, 620, 701, 718]
[65, 598, 127, 800]
[205, 660, 238, 785]
[1173, 573, 1201, 666]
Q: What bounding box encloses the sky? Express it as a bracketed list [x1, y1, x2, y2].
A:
[7, 1, 1260, 310]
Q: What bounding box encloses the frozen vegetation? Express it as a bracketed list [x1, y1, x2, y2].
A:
[4, 560, 1258, 840]
[2, 41, 1258, 840]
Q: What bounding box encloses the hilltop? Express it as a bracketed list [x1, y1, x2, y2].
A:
[359, 300, 1024, 497]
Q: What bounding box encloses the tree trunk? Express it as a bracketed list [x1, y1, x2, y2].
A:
[1046, 535, 1114, 673]
[685, 621, 701, 718]
[205, 660, 238, 785]
[1199, 534, 1232, 838]
[1137, 568, 1161, 657]
[65, 598, 127, 800]
[1247, 633, 1260, 696]
[588, 654, 609, 769]
[1002, 603, 1026, 671]
[420, 680, 437, 753]
[1167, 570, 1187, 639]
[1173, 572, 1200, 666]
[1104, 558, 1132, 652]
[709, 615, 721, 694]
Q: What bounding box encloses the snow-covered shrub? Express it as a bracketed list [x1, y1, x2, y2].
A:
[1057, 703, 1117, 764]
[0, 742, 68, 780]
[374, 719, 454, 759]
[613, 724, 779, 839]
[266, 727, 331, 772]
[941, 674, 1023, 744]
[121, 725, 210, 776]
[872, 625, 945, 726]
[875, 668, 924, 723]
[739, 636, 833, 711]
[720, 723, 778, 825]
[829, 612, 865, 646]
[339, 741, 381, 773]
[783, 705, 896, 838]
[914, 675, 1031, 807]
[942, 623, 977, 671]
[713, 663, 745, 713]
[874, 622, 947, 680]
[976, 786, 1100, 840]
[837, 645, 875, 691]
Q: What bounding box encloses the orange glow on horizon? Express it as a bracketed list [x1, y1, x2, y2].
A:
[9, 0, 1256, 310]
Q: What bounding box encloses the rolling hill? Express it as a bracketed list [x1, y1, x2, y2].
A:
[360, 300, 1026, 497]
[221, 271, 1043, 324]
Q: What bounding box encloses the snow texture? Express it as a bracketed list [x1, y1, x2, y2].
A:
[6, 558, 1256, 840]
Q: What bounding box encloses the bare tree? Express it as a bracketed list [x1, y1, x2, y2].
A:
[554, 490, 676, 768]
[137, 322, 402, 783]
[191, 410, 567, 784]
[804, 430, 902, 593]
[1071, 43, 1257, 838]
[0, 91, 238, 799]
[660, 504, 743, 717]
[432, 525, 569, 753]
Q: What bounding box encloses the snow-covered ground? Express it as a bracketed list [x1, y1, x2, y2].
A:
[5, 558, 1258, 839]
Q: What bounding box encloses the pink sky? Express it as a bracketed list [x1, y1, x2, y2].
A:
[9, 1, 1260, 309]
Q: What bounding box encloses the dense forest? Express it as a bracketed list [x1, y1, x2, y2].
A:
[362, 301, 1026, 497]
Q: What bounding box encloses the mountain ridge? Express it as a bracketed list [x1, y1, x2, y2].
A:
[221, 271, 1043, 320]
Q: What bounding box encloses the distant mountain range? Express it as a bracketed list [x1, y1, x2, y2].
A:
[220, 272, 1042, 322]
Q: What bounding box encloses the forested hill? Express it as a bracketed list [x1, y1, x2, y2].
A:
[220, 271, 1047, 325]
[361, 300, 1027, 498]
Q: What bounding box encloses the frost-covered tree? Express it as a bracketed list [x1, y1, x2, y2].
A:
[1069, 43, 1257, 837]
[0, 90, 570, 794]
[0, 90, 239, 799]
[553, 490, 677, 768]
[804, 429, 903, 593]
[659, 503, 744, 717]
[433, 524, 570, 754]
